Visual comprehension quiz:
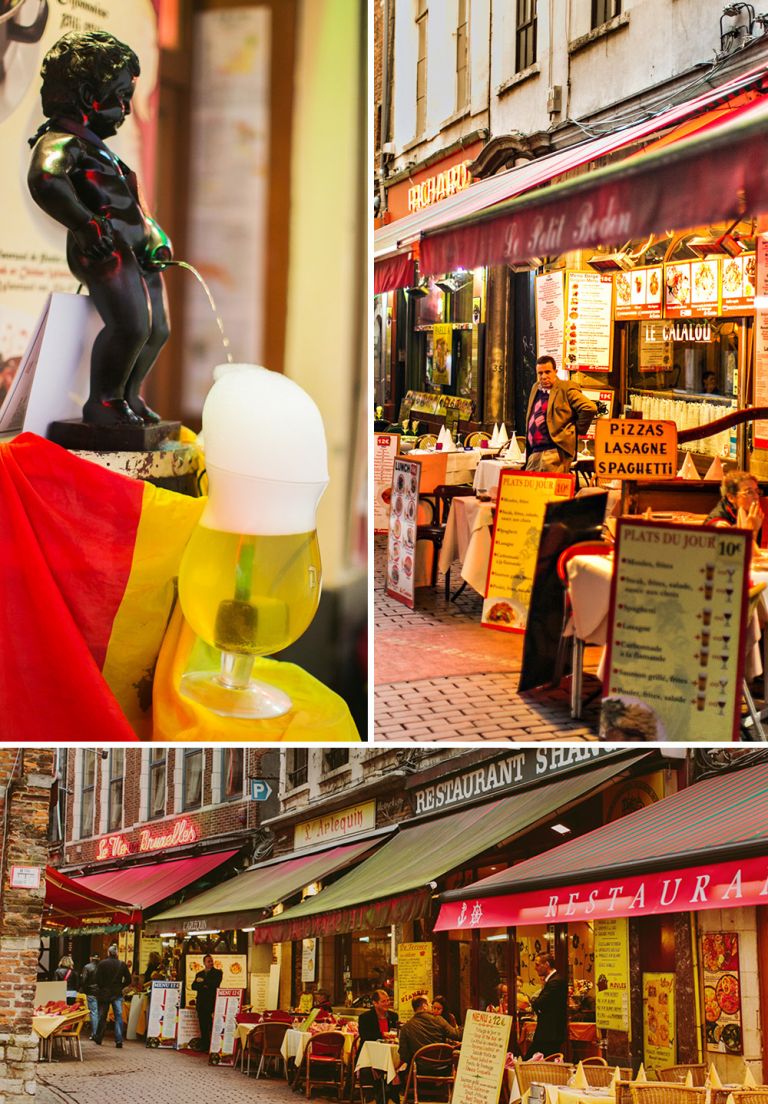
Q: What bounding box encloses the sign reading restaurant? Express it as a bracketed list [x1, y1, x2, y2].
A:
[294, 800, 376, 850]
[95, 817, 200, 861]
[412, 747, 633, 816]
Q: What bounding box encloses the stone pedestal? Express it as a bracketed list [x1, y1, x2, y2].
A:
[46, 419, 181, 452]
[72, 440, 201, 495]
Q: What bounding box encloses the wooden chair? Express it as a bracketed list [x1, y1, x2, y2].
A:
[402, 1043, 456, 1103]
[465, 431, 489, 448]
[417, 434, 438, 450]
[305, 1031, 348, 1100]
[584, 1066, 632, 1087]
[629, 1084, 707, 1104]
[515, 1060, 574, 1095]
[581, 1057, 608, 1066]
[50, 1013, 89, 1062]
[553, 540, 614, 718]
[416, 496, 446, 588]
[656, 1066, 707, 1086]
[544, 1054, 565, 1062]
[255, 1021, 288, 1078]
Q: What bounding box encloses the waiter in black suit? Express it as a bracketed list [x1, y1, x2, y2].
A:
[525, 952, 567, 1059]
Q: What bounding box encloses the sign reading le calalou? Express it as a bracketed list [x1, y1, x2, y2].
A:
[453, 1010, 512, 1104]
[594, 420, 677, 479]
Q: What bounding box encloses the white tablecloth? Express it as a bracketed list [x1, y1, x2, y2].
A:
[473, 458, 525, 495]
[281, 1028, 310, 1065]
[437, 496, 494, 595]
[355, 1040, 400, 1084]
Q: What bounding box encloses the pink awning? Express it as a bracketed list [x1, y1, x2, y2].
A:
[374, 253, 415, 295]
[75, 849, 238, 910]
[44, 866, 140, 930]
[419, 92, 768, 274]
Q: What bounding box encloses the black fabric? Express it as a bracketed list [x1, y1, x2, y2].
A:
[94, 956, 130, 1001]
[191, 967, 223, 1048]
[357, 1007, 399, 1043]
[707, 497, 737, 524]
[525, 971, 568, 1058]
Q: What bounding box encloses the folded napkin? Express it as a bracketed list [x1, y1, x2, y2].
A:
[684, 1072, 693, 1088]
[726, 1095, 736, 1104]
[707, 1065, 723, 1089]
[499, 423, 509, 446]
[634, 1065, 647, 1083]
[570, 1062, 589, 1090]
[505, 435, 524, 461]
[612, 1068, 621, 1085]
[490, 423, 500, 448]
[444, 429, 456, 452]
[704, 455, 725, 481]
[743, 1067, 757, 1089]
[437, 426, 448, 449]
[677, 453, 701, 479]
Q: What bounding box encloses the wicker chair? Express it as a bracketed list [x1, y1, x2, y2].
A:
[630, 1084, 707, 1104]
[582, 1058, 608, 1066]
[515, 1061, 575, 1095]
[465, 431, 489, 448]
[584, 1066, 632, 1087]
[417, 434, 438, 449]
[724, 1092, 768, 1104]
[657, 1067, 707, 1086]
[305, 1031, 348, 1100]
[402, 1043, 456, 1103]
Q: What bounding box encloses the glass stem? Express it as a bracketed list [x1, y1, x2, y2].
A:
[218, 650, 255, 689]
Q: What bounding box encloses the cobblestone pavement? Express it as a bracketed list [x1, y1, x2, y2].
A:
[374, 537, 601, 741]
[36, 1041, 301, 1104]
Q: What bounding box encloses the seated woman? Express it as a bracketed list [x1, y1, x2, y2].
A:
[432, 995, 459, 1030]
[485, 982, 508, 1014]
[707, 471, 764, 539]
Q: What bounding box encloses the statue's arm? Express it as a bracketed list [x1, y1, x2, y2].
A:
[28, 137, 114, 259]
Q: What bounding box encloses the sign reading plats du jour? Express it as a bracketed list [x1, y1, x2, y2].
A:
[601, 520, 750, 741]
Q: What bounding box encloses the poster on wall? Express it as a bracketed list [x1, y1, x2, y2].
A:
[146, 980, 181, 1048]
[0, 1, 159, 411]
[452, 1010, 512, 1104]
[175, 1007, 201, 1051]
[209, 988, 242, 1065]
[432, 322, 452, 385]
[397, 943, 433, 1024]
[701, 933, 743, 1055]
[564, 272, 613, 372]
[535, 271, 565, 374]
[721, 253, 756, 316]
[642, 973, 675, 1071]
[386, 457, 421, 609]
[594, 918, 630, 1033]
[580, 388, 614, 440]
[301, 939, 317, 983]
[185, 954, 247, 995]
[373, 433, 400, 533]
[482, 471, 574, 632]
[614, 265, 663, 320]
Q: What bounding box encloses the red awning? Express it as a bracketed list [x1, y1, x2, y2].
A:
[44, 866, 140, 930]
[374, 253, 415, 295]
[419, 92, 768, 275]
[75, 849, 238, 910]
[435, 760, 768, 931]
[374, 60, 768, 279]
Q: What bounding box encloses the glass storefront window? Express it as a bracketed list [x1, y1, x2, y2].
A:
[627, 319, 740, 399]
[415, 271, 485, 413]
[479, 928, 509, 1011]
[349, 927, 392, 999]
[567, 921, 595, 1022]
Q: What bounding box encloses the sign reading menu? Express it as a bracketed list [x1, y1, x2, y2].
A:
[564, 272, 613, 372]
[209, 988, 242, 1065]
[601, 520, 750, 741]
[721, 252, 756, 315]
[614, 265, 663, 320]
[482, 471, 574, 632]
[643, 973, 676, 1071]
[452, 1010, 512, 1104]
[665, 259, 720, 317]
[175, 1008, 201, 1051]
[386, 457, 421, 609]
[146, 981, 181, 1049]
[397, 943, 433, 1023]
[535, 271, 565, 373]
[701, 932, 743, 1055]
[594, 419, 677, 480]
[373, 434, 400, 533]
[753, 238, 768, 449]
[594, 918, 630, 1032]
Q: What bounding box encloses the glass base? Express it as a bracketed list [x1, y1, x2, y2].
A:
[180, 670, 293, 719]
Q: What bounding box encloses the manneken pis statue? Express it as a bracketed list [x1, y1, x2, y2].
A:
[28, 32, 171, 426]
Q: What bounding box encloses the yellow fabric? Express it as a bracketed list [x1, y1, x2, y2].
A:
[708, 1066, 723, 1089]
[684, 1072, 693, 1088]
[152, 603, 360, 740]
[101, 482, 205, 738]
[571, 1064, 589, 1091]
[634, 1066, 647, 1083]
[743, 1068, 757, 1089]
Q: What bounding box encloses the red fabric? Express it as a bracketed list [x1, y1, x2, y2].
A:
[0, 433, 142, 740]
[45, 866, 140, 928]
[76, 850, 238, 909]
[374, 254, 415, 294]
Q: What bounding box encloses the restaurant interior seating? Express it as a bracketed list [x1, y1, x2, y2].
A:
[584, 1065, 633, 1087]
[656, 1066, 707, 1086]
[401, 1042, 457, 1103]
[464, 430, 488, 447]
[304, 1030, 348, 1100]
[553, 540, 614, 718]
[417, 433, 438, 449]
[515, 1060, 575, 1094]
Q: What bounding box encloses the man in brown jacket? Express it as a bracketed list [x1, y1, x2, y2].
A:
[525, 356, 597, 472]
[398, 996, 460, 1079]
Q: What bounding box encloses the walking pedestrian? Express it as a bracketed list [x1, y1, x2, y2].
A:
[93, 944, 131, 1047]
[81, 954, 100, 1038]
[54, 955, 80, 1005]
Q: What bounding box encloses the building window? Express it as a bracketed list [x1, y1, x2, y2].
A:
[148, 749, 167, 820]
[592, 0, 620, 27]
[323, 749, 349, 773]
[183, 749, 203, 810]
[416, 0, 428, 135]
[287, 749, 309, 789]
[222, 750, 245, 800]
[516, 0, 537, 72]
[108, 749, 124, 832]
[80, 750, 96, 838]
[456, 0, 468, 111]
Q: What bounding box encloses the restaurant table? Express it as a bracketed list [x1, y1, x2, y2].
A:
[473, 458, 524, 496]
[518, 1022, 599, 1049]
[33, 1010, 89, 1061]
[235, 1021, 263, 1071]
[519, 1085, 613, 1104]
[281, 1027, 355, 1072]
[437, 495, 495, 595]
[355, 1040, 401, 1083]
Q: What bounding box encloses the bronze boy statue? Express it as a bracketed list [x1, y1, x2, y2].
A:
[28, 32, 171, 426]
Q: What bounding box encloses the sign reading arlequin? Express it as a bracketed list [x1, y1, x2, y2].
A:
[294, 800, 376, 849]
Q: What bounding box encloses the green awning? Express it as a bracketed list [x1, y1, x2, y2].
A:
[253, 754, 645, 943]
[144, 836, 385, 934]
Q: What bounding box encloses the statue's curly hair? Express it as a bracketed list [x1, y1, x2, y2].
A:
[39, 32, 139, 118]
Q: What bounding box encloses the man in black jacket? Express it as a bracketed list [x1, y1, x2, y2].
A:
[191, 954, 223, 1052]
[525, 952, 567, 1059]
[357, 990, 400, 1103]
[81, 954, 100, 1039]
[93, 944, 132, 1047]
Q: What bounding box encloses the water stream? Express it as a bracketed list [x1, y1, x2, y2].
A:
[164, 260, 234, 365]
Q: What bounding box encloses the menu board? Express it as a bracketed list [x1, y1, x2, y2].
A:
[701, 932, 743, 1055]
[614, 265, 663, 320]
[753, 238, 768, 448]
[535, 271, 565, 372]
[643, 973, 675, 1071]
[146, 981, 181, 1049]
[249, 973, 269, 1012]
[373, 433, 400, 533]
[482, 471, 574, 632]
[175, 1007, 201, 1051]
[665, 259, 720, 317]
[594, 419, 677, 480]
[185, 955, 247, 994]
[601, 520, 750, 741]
[564, 272, 613, 372]
[209, 988, 242, 1065]
[386, 457, 420, 609]
[397, 943, 433, 1024]
[721, 252, 756, 315]
[594, 918, 630, 1032]
[453, 1010, 512, 1104]
[581, 388, 614, 439]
